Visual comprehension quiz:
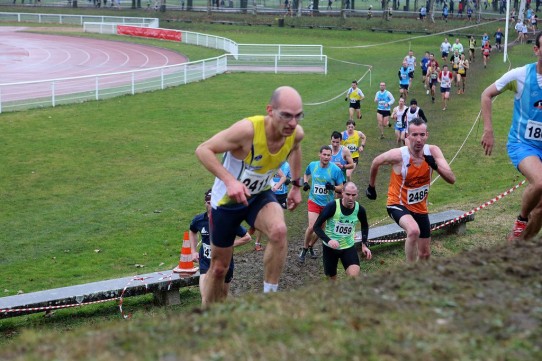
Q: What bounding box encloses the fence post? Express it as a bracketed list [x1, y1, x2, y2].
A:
[52, 81, 55, 107]
[161, 68, 164, 90]
[132, 73, 135, 95]
[95, 77, 99, 100]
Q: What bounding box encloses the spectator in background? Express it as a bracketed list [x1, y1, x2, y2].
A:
[443, 4, 449, 22]
[420, 5, 427, 20]
[495, 28, 504, 52]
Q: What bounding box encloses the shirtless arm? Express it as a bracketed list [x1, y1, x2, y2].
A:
[287, 126, 305, 210]
[342, 147, 355, 169]
[272, 169, 287, 192]
[429, 145, 456, 184]
[195, 119, 254, 205]
[480, 83, 501, 156]
[368, 148, 402, 187]
[358, 131, 367, 152]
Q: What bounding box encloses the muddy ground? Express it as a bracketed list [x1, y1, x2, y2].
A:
[230, 240, 336, 296]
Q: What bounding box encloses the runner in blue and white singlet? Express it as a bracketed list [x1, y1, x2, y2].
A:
[481, 43, 542, 242]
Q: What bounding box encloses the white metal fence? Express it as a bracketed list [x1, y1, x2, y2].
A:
[0, 14, 327, 113]
[0, 11, 159, 27]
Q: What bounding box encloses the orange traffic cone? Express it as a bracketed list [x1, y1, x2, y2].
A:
[173, 231, 199, 274]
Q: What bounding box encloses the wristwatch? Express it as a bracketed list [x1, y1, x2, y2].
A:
[291, 178, 304, 187]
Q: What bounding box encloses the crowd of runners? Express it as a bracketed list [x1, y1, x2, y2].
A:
[187, 27, 542, 307]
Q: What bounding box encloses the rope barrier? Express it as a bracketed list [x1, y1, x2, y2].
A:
[0, 273, 179, 319]
[368, 179, 526, 244]
[304, 65, 372, 106]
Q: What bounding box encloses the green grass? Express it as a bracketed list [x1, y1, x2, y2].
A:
[0, 11, 540, 358]
[0, 10, 527, 294]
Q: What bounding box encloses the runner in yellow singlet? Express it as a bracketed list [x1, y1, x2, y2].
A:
[341, 120, 367, 181]
[196, 86, 305, 305]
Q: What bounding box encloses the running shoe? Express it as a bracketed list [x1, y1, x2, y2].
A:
[298, 248, 307, 263]
[308, 246, 319, 259]
[507, 218, 527, 241]
[254, 243, 264, 251]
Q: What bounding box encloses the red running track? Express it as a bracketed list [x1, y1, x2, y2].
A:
[0, 26, 189, 102]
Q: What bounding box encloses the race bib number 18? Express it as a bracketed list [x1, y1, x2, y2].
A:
[525, 119, 542, 141]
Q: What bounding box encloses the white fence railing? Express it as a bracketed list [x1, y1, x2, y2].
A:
[0, 11, 159, 27]
[0, 15, 327, 113]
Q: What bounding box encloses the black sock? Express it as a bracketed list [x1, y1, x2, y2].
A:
[518, 215, 528, 222]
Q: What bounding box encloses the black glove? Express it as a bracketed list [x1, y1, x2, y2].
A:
[303, 182, 310, 192]
[325, 182, 335, 191]
[366, 185, 377, 200]
[284, 178, 291, 186]
[424, 154, 438, 170]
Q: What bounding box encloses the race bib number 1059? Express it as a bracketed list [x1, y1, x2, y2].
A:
[334, 222, 353, 235]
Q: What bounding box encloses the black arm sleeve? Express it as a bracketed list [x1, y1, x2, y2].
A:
[418, 108, 428, 122]
[357, 206, 370, 246]
[313, 201, 336, 243]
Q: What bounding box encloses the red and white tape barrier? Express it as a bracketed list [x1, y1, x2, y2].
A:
[368, 180, 526, 244]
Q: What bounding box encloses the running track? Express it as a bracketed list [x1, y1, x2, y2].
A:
[0, 27, 188, 97]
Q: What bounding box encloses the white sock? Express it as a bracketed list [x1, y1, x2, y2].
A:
[263, 282, 278, 293]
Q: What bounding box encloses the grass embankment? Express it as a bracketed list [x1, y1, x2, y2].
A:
[0, 13, 539, 358]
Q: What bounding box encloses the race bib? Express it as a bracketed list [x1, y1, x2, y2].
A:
[202, 243, 211, 259]
[525, 119, 542, 141]
[313, 183, 328, 195]
[241, 169, 273, 195]
[346, 144, 358, 153]
[334, 221, 354, 235]
[378, 100, 387, 107]
[407, 185, 429, 204]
